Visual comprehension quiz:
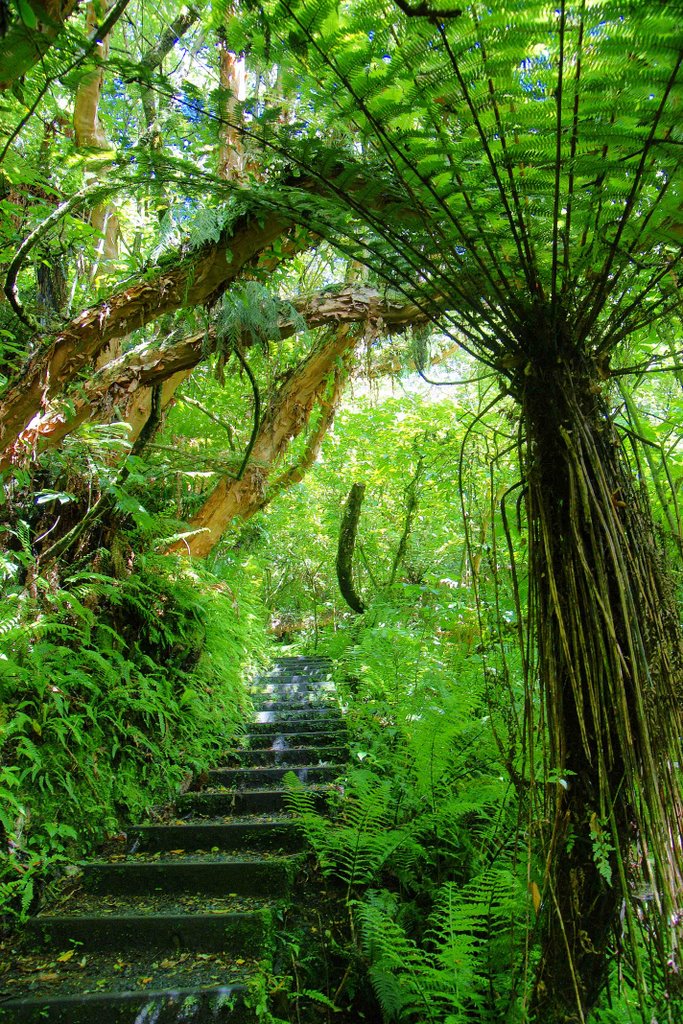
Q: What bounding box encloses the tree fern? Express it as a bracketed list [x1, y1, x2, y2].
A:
[242, 5, 683, 1011]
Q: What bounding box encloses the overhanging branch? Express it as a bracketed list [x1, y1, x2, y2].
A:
[17, 285, 429, 454]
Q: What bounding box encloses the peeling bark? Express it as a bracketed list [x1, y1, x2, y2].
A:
[265, 360, 347, 507]
[0, 210, 292, 460]
[0, 153, 425, 461]
[15, 285, 424, 455]
[166, 326, 361, 558]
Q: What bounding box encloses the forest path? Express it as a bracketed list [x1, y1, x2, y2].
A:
[0, 656, 347, 1023]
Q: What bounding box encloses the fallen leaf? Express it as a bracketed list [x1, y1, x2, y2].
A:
[57, 950, 75, 963]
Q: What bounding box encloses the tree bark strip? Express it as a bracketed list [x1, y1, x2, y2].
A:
[166, 325, 361, 558]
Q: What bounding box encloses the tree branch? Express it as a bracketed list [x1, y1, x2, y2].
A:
[13, 285, 426, 456]
[233, 345, 261, 480]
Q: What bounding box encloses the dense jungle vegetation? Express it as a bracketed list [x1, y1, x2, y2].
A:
[0, 0, 682, 1021]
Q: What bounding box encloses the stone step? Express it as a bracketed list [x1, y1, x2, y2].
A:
[0, 980, 254, 1023]
[223, 745, 347, 768]
[0, 656, 344, 1022]
[130, 818, 302, 853]
[258, 672, 332, 685]
[252, 709, 342, 727]
[242, 729, 346, 749]
[27, 900, 272, 954]
[252, 681, 336, 696]
[79, 854, 300, 896]
[254, 696, 338, 712]
[208, 765, 341, 788]
[178, 787, 331, 817]
[266, 659, 331, 667]
[249, 716, 345, 735]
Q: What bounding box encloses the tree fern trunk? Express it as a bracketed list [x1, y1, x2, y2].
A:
[520, 349, 683, 1019]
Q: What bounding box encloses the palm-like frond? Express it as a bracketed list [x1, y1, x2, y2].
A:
[238, 0, 682, 374]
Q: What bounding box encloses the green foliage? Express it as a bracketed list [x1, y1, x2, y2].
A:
[1, 2, 682, 1019]
[358, 871, 525, 1024]
[282, 577, 527, 1022]
[0, 554, 266, 922]
[286, 770, 424, 900]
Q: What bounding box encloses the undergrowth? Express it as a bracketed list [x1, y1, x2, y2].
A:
[0, 552, 267, 925]
[282, 580, 674, 1023]
[284, 584, 530, 1023]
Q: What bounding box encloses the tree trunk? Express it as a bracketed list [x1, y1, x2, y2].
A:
[73, 1, 120, 267]
[167, 326, 361, 557]
[519, 346, 683, 1019]
[336, 482, 367, 614]
[218, 40, 246, 181]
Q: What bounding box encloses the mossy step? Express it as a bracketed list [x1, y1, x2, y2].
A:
[255, 697, 338, 712]
[79, 853, 300, 895]
[0, 982, 254, 1023]
[44, 889, 275, 917]
[178, 787, 331, 816]
[252, 681, 336, 696]
[223, 745, 347, 768]
[208, 765, 342, 787]
[249, 716, 345, 735]
[0, 944, 260, 1023]
[130, 818, 302, 852]
[242, 729, 347, 749]
[27, 903, 272, 955]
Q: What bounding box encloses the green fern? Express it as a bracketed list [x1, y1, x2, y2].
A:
[211, 281, 307, 366]
[354, 869, 525, 1024]
[0, 553, 265, 921]
[286, 770, 423, 899]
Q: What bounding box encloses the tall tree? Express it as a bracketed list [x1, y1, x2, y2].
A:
[1, 1, 681, 1017]
[228, 1, 682, 1017]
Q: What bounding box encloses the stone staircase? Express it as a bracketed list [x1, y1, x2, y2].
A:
[0, 656, 346, 1023]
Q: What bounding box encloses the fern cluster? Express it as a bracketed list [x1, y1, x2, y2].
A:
[358, 871, 524, 1024]
[0, 554, 267, 923]
[285, 587, 528, 1022]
